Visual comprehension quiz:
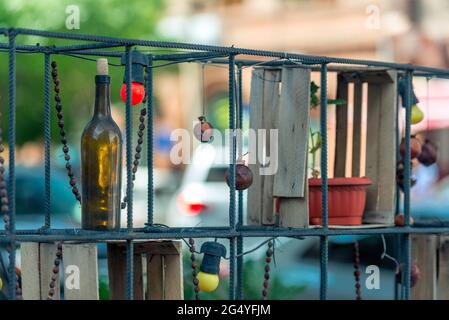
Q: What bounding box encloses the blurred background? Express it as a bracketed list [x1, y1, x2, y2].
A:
[0, 0, 449, 299]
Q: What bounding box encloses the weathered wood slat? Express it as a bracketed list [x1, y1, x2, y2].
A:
[247, 68, 281, 225]
[147, 255, 164, 299]
[163, 241, 183, 300]
[274, 67, 310, 198]
[352, 81, 363, 177]
[438, 236, 449, 300]
[62, 243, 99, 300]
[146, 241, 183, 300]
[21, 242, 41, 300]
[247, 68, 265, 225]
[334, 74, 349, 178]
[363, 71, 397, 224]
[107, 242, 143, 300]
[339, 70, 396, 84]
[261, 69, 281, 225]
[411, 235, 438, 300]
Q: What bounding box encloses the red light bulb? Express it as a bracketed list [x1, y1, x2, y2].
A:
[120, 82, 145, 106]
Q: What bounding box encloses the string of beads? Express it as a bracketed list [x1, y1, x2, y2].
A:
[262, 240, 273, 300]
[51, 61, 81, 203]
[47, 241, 63, 300]
[189, 238, 200, 300]
[0, 124, 22, 300]
[353, 241, 362, 300]
[121, 107, 147, 209]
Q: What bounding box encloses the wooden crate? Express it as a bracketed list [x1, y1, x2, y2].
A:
[334, 69, 398, 225]
[107, 240, 183, 300]
[21, 242, 98, 300]
[247, 66, 310, 227]
[411, 235, 449, 300]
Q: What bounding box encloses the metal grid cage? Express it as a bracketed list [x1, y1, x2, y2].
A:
[1, 27, 449, 300]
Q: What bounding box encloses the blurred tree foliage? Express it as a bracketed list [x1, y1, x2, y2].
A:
[0, 0, 166, 146]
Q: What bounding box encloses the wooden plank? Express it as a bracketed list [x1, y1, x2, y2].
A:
[39, 243, 60, 300]
[147, 255, 164, 300]
[438, 236, 449, 300]
[411, 235, 438, 300]
[107, 243, 143, 300]
[62, 243, 99, 300]
[20, 242, 41, 300]
[247, 68, 265, 225]
[164, 241, 183, 300]
[352, 81, 363, 177]
[261, 69, 281, 225]
[363, 71, 397, 224]
[339, 70, 396, 84]
[273, 67, 310, 197]
[247, 68, 281, 225]
[133, 241, 180, 255]
[334, 74, 349, 177]
[278, 151, 308, 227]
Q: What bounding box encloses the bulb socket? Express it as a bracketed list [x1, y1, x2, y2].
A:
[199, 242, 226, 275]
[121, 50, 148, 84]
[398, 76, 419, 106]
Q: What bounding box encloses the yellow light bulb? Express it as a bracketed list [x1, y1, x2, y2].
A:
[411, 104, 424, 124]
[0, 276, 2, 290]
[197, 271, 219, 292]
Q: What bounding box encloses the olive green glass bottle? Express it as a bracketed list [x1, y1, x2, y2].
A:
[81, 59, 122, 230]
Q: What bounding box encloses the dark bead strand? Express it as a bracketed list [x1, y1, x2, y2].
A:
[0, 127, 22, 300]
[121, 108, 147, 209]
[47, 241, 63, 300]
[262, 241, 273, 300]
[353, 241, 362, 300]
[189, 238, 200, 300]
[51, 61, 81, 203]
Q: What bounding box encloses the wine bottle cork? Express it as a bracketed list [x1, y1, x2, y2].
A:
[96, 58, 109, 75]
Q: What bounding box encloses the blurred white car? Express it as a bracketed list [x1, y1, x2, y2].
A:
[121, 167, 179, 228]
[167, 145, 246, 228]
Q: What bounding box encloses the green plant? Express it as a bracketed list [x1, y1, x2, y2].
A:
[309, 81, 346, 178]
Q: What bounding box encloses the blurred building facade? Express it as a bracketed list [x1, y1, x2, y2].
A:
[153, 0, 449, 170]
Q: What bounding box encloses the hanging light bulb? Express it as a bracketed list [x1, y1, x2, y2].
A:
[120, 50, 147, 106]
[120, 82, 145, 106]
[197, 241, 226, 292]
[411, 104, 424, 124]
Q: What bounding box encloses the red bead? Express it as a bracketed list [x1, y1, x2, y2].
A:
[120, 82, 145, 106]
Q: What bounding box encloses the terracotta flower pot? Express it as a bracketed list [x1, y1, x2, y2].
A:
[308, 177, 372, 226]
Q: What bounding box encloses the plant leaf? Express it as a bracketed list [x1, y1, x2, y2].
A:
[328, 98, 346, 105]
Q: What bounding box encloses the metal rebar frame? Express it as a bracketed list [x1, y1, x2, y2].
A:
[1, 27, 449, 300]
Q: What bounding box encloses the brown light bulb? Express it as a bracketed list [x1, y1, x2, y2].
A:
[225, 162, 253, 190]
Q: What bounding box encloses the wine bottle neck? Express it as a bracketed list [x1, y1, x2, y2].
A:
[94, 75, 111, 117]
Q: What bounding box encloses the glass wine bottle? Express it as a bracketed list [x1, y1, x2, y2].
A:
[81, 58, 122, 230]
